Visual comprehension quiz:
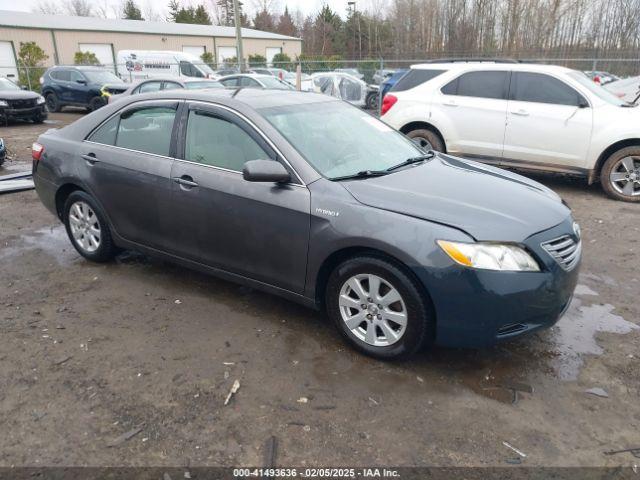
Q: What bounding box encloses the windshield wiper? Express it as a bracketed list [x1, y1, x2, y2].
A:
[330, 170, 390, 181]
[385, 153, 435, 172]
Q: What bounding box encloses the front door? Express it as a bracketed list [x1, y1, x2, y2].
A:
[435, 70, 510, 159]
[170, 103, 310, 293]
[503, 72, 593, 169]
[78, 101, 179, 250]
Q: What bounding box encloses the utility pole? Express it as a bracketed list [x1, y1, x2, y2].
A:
[232, 0, 245, 72]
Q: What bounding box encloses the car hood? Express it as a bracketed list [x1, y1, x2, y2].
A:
[341, 154, 570, 242]
[0, 90, 40, 100]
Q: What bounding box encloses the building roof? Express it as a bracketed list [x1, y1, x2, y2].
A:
[0, 10, 300, 41]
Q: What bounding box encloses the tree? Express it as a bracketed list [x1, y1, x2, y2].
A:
[17, 42, 49, 92]
[276, 6, 298, 37]
[34, 1, 61, 14]
[64, 0, 92, 16]
[193, 5, 212, 24]
[248, 53, 267, 67]
[201, 51, 215, 65]
[271, 52, 292, 69]
[168, 2, 212, 24]
[74, 51, 100, 65]
[217, 0, 244, 26]
[122, 0, 144, 20]
[253, 8, 276, 32]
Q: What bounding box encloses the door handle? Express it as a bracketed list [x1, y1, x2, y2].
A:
[173, 175, 199, 188]
[81, 153, 99, 165]
[511, 109, 529, 116]
[443, 100, 458, 107]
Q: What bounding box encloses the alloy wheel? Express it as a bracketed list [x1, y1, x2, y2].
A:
[68, 201, 101, 253]
[610, 156, 640, 197]
[338, 273, 408, 347]
[414, 136, 433, 151]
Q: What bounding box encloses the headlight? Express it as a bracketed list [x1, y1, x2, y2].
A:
[437, 240, 540, 272]
[36, 95, 45, 104]
[0, 100, 8, 107]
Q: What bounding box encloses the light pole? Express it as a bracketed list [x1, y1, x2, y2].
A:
[232, 0, 245, 72]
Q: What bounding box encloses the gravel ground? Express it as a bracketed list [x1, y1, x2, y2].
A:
[0, 112, 639, 468]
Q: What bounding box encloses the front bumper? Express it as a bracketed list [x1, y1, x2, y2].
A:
[414, 217, 581, 348]
[0, 105, 47, 121]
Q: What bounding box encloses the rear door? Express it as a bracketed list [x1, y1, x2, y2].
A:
[79, 100, 179, 250]
[503, 72, 593, 169]
[434, 70, 510, 160]
[170, 102, 310, 293]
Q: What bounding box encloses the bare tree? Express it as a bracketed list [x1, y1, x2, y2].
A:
[34, 1, 62, 14]
[64, 0, 93, 16]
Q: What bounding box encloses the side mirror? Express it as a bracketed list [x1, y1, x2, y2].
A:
[578, 99, 589, 108]
[243, 159, 291, 183]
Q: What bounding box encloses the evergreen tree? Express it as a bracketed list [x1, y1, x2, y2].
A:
[122, 0, 143, 20]
[276, 6, 297, 37]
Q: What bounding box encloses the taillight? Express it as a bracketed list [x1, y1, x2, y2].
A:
[381, 94, 397, 116]
[32, 142, 44, 162]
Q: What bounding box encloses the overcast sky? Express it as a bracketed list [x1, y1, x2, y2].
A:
[0, 0, 365, 19]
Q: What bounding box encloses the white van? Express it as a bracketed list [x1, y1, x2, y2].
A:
[116, 50, 217, 82]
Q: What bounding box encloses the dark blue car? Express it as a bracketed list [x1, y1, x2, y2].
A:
[40, 66, 127, 113]
[380, 69, 408, 102]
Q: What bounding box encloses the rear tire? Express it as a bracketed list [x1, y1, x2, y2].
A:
[407, 128, 445, 153]
[325, 256, 433, 360]
[45, 93, 61, 113]
[600, 146, 640, 202]
[63, 191, 116, 262]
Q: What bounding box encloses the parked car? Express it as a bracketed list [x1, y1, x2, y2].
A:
[381, 62, 640, 202]
[301, 72, 368, 107]
[218, 74, 294, 90]
[0, 76, 47, 124]
[251, 67, 288, 80]
[32, 88, 580, 359]
[117, 50, 218, 81]
[108, 77, 223, 103]
[0, 137, 5, 165]
[380, 69, 408, 101]
[604, 76, 640, 104]
[584, 70, 620, 86]
[282, 71, 310, 86]
[213, 68, 241, 77]
[373, 69, 395, 85]
[41, 66, 126, 112]
[334, 68, 364, 80]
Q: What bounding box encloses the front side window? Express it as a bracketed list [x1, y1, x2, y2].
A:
[137, 81, 162, 93]
[70, 71, 85, 83]
[184, 110, 268, 171]
[441, 71, 509, 100]
[260, 101, 422, 179]
[511, 72, 584, 106]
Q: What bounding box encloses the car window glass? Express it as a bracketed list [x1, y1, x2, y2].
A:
[52, 70, 71, 81]
[87, 115, 119, 145]
[391, 69, 445, 92]
[163, 81, 183, 90]
[138, 81, 162, 93]
[442, 71, 508, 99]
[116, 106, 176, 156]
[70, 71, 85, 83]
[180, 61, 194, 76]
[184, 110, 268, 171]
[512, 72, 583, 106]
[220, 77, 238, 87]
[239, 77, 260, 87]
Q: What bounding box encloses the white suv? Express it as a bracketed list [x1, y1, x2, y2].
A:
[381, 62, 640, 202]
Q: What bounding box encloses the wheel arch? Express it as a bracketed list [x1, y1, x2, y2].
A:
[593, 138, 640, 184]
[55, 183, 86, 220]
[399, 121, 447, 153]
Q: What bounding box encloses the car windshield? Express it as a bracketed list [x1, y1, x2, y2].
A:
[260, 101, 423, 179]
[259, 76, 294, 90]
[567, 71, 628, 106]
[83, 70, 122, 84]
[0, 77, 20, 91]
[185, 81, 223, 89]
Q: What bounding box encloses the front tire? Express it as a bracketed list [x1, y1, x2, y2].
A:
[325, 256, 433, 360]
[63, 191, 116, 262]
[45, 93, 61, 113]
[406, 128, 445, 153]
[601, 147, 640, 202]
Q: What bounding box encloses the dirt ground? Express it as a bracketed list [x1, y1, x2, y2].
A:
[0, 112, 639, 469]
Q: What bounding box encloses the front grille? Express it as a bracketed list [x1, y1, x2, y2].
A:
[541, 235, 581, 271]
[8, 99, 37, 109]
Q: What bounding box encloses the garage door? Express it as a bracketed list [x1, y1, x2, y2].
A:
[183, 46, 205, 59]
[266, 47, 282, 67]
[78, 43, 114, 69]
[0, 41, 18, 80]
[217, 46, 237, 65]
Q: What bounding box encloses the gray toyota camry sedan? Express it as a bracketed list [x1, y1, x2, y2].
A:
[32, 89, 581, 359]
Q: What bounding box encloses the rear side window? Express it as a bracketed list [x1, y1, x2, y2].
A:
[391, 69, 445, 92]
[511, 72, 585, 106]
[219, 77, 239, 87]
[163, 81, 182, 90]
[137, 81, 162, 93]
[184, 110, 268, 171]
[88, 106, 177, 156]
[51, 70, 71, 81]
[441, 71, 509, 99]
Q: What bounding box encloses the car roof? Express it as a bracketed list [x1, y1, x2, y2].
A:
[221, 73, 274, 79]
[411, 62, 575, 74]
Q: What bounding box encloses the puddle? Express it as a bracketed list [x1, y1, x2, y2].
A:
[548, 298, 639, 380]
[0, 225, 78, 266]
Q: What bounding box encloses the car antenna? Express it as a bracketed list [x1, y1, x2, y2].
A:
[231, 87, 245, 98]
